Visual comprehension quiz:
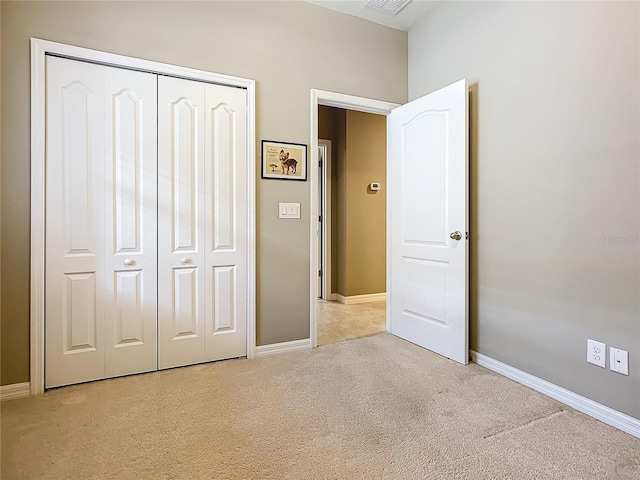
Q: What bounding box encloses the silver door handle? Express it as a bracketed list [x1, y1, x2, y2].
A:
[124, 258, 136, 266]
[450, 231, 462, 241]
[180, 257, 191, 265]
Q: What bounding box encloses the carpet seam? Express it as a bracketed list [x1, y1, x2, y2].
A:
[482, 409, 566, 440]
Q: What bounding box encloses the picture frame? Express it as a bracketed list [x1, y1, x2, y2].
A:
[261, 140, 307, 181]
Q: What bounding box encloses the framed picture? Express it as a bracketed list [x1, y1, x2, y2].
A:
[261, 140, 307, 181]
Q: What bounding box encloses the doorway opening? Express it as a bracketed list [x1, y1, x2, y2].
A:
[316, 107, 386, 345]
[309, 90, 399, 349]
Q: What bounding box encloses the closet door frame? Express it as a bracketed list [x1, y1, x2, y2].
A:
[30, 38, 257, 395]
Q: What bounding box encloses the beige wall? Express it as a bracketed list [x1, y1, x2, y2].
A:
[343, 111, 386, 297]
[0, 1, 407, 385]
[409, 1, 639, 418]
[336, 112, 348, 296]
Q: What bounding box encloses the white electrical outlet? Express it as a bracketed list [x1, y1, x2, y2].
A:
[609, 347, 629, 375]
[587, 339, 606, 368]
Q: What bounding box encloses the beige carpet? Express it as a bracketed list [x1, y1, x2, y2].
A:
[2, 333, 639, 479]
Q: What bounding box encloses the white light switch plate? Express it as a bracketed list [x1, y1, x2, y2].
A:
[279, 202, 300, 219]
[609, 347, 629, 375]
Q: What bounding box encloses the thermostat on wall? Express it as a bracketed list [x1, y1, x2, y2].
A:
[369, 182, 382, 191]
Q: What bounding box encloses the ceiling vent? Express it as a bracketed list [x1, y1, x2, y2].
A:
[365, 0, 412, 16]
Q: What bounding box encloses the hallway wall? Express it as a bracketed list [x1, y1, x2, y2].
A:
[318, 107, 386, 298]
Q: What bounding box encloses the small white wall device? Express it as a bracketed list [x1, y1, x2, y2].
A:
[279, 202, 301, 219]
[369, 182, 382, 191]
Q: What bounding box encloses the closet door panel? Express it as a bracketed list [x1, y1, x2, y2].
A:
[45, 56, 107, 388]
[158, 76, 206, 369]
[172, 267, 199, 337]
[204, 85, 248, 360]
[104, 67, 158, 377]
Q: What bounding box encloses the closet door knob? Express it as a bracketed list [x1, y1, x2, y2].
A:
[124, 258, 136, 266]
[180, 257, 191, 265]
[449, 231, 462, 241]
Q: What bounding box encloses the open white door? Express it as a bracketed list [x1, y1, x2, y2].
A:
[387, 79, 468, 365]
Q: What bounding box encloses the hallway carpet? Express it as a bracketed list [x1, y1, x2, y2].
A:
[2, 333, 639, 479]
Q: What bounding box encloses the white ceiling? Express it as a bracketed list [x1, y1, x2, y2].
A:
[304, 0, 442, 31]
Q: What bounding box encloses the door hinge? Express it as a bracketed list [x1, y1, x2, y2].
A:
[319, 160, 323, 168]
[319, 270, 323, 277]
[319, 215, 322, 222]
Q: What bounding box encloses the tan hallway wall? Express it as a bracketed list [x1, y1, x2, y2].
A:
[343, 111, 386, 297]
[0, 1, 408, 385]
[409, 0, 639, 419]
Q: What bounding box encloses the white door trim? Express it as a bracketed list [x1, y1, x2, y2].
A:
[30, 38, 257, 395]
[336, 293, 386, 305]
[309, 89, 399, 348]
[0, 382, 31, 402]
[318, 139, 332, 300]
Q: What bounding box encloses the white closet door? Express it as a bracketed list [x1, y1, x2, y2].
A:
[103, 67, 158, 377]
[158, 77, 248, 369]
[45, 56, 158, 387]
[204, 84, 247, 360]
[45, 56, 107, 387]
[158, 76, 207, 368]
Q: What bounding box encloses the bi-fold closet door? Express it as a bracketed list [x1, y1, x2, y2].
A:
[157, 76, 248, 370]
[45, 56, 247, 388]
[45, 56, 158, 387]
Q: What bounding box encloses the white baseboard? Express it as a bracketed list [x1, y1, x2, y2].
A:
[470, 351, 640, 439]
[336, 292, 386, 305]
[255, 338, 311, 357]
[1, 382, 31, 401]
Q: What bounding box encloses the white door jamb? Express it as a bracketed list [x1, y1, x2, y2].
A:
[309, 89, 399, 348]
[318, 139, 332, 301]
